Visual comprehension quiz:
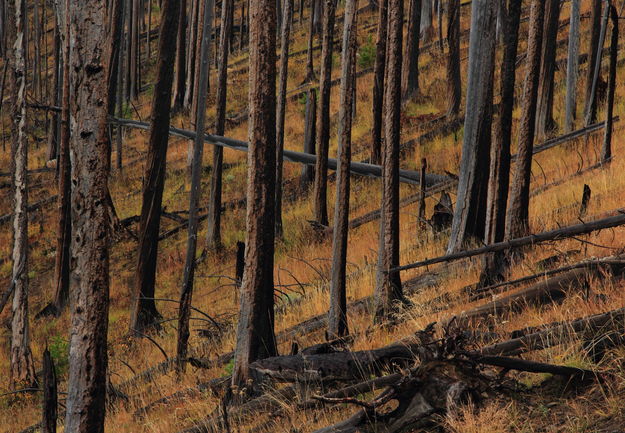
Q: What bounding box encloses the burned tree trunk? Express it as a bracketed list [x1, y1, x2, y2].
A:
[9, 0, 36, 389]
[446, 0, 497, 253]
[131, 0, 181, 334]
[374, 0, 403, 320]
[46, 19, 60, 161]
[232, 0, 279, 388]
[184, 0, 199, 109]
[505, 0, 545, 240]
[178, 0, 212, 373]
[535, 0, 561, 139]
[172, 0, 187, 110]
[480, 0, 521, 286]
[275, 0, 292, 238]
[206, 0, 233, 248]
[601, 5, 617, 164]
[370, 0, 387, 165]
[584, 0, 603, 125]
[401, 0, 420, 102]
[301, 88, 317, 189]
[420, 0, 433, 42]
[328, 0, 358, 340]
[446, 0, 460, 117]
[565, 0, 580, 133]
[303, 0, 317, 83]
[64, 0, 112, 430]
[42, 348, 58, 433]
[313, 0, 338, 226]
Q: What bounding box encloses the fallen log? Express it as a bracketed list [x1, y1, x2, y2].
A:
[0, 194, 57, 225]
[392, 211, 625, 273]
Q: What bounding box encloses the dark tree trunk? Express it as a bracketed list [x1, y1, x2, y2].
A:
[446, 0, 461, 117]
[417, 158, 426, 230]
[601, 5, 617, 164]
[585, 1, 609, 127]
[505, 0, 545, 240]
[130, 0, 140, 99]
[565, 0, 581, 133]
[420, 0, 433, 42]
[401, 0, 420, 102]
[584, 0, 603, 125]
[313, 0, 337, 226]
[374, 0, 403, 320]
[131, 0, 181, 334]
[172, 0, 187, 110]
[275, 0, 292, 238]
[65, 0, 112, 430]
[42, 348, 58, 433]
[446, 0, 497, 253]
[46, 19, 60, 162]
[184, 0, 199, 109]
[206, 0, 233, 249]
[328, 0, 358, 340]
[480, 0, 521, 286]
[301, 87, 317, 188]
[535, 0, 561, 139]
[303, 0, 316, 83]
[371, 0, 387, 165]
[178, 0, 213, 373]
[232, 0, 279, 388]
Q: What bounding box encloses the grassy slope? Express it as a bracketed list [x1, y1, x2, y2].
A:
[1, 1, 625, 432]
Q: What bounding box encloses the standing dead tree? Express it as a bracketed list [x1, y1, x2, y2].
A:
[206, 0, 233, 248]
[172, 0, 187, 110]
[303, 0, 317, 83]
[10, 0, 37, 389]
[178, 0, 213, 373]
[132, 0, 181, 334]
[480, 0, 521, 286]
[565, 0, 581, 133]
[601, 4, 617, 164]
[446, 0, 497, 253]
[328, 0, 358, 339]
[231, 0, 279, 389]
[301, 88, 317, 188]
[275, 0, 293, 238]
[313, 0, 338, 227]
[584, 0, 604, 125]
[505, 0, 545, 240]
[401, 0, 421, 102]
[374, 0, 403, 321]
[446, 0, 461, 117]
[64, 0, 112, 430]
[370, 0, 387, 164]
[42, 348, 58, 433]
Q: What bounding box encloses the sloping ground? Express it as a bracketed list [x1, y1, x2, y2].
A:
[1, 1, 625, 432]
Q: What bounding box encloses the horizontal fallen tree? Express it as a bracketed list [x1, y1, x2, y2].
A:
[392, 210, 625, 273]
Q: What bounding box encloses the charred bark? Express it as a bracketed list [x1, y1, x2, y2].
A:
[401, 0, 421, 102]
[370, 0, 387, 164]
[445, 0, 460, 117]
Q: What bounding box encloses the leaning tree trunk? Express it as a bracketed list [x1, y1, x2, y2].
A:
[374, 0, 403, 321]
[535, 0, 561, 139]
[584, 0, 603, 126]
[177, 0, 212, 373]
[131, 0, 181, 334]
[275, 0, 292, 238]
[328, 0, 358, 339]
[206, 0, 233, 249]
[64, 0, 112, 430]
[231, 0, 279, 389]
[564, 0, 581, 133]
[505, 0, 545, 241]
[370, 0, 387, 165]
[10, 0, 36, 389]
[446, 0, 461, 117]
[313, 0, 338, 227]
[446, 0, 497, 254]
[51, 0, 71, 314]
[401, 0, 421, 102]
[480, 0, 521, 286]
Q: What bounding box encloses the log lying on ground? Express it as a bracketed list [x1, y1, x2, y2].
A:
[0, 194, 57, 225]
[110, 117, 449, 187]
[392, 211, 625, 273]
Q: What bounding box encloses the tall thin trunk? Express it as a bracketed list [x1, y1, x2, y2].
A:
[177, 0, 212, 373]
[480, 0, 521, 286]
[184, 0, 199, 109]
[401, 0, 421, 102]
[301, 87, 317, 188]
[374, 0, 403, 320]
[47, 18, 60, 162]
[371, 0, 387, 165]
[303, 0, 316, 83]
[601, 5, 618, 164]
[584, 0, 603, 126]
[131, 0, 181, 334]
[535, 0, 561, 139]
[206, 0, 232, 248]
[313, 0, 337, 226]
[42, 348, 58, 433]
[64, 0, 111, 429]
[505, 0, 545, 240]
[328, 0, 358, 339]
[565, 0, 581, 133]
[275, 0, 292, 238]
[130, 0, 140, 99]
[585, 1, 609, 127]
[172, 0, 187, 110]
[10, 0, 36, 389]
[446, 0, 460, 117]
[232, 0, 279, 388]
[420, 0, 433, 42]
[446, 0, 497, 253]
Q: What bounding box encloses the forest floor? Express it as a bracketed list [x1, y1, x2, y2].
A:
[2, 1, 625, 432]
